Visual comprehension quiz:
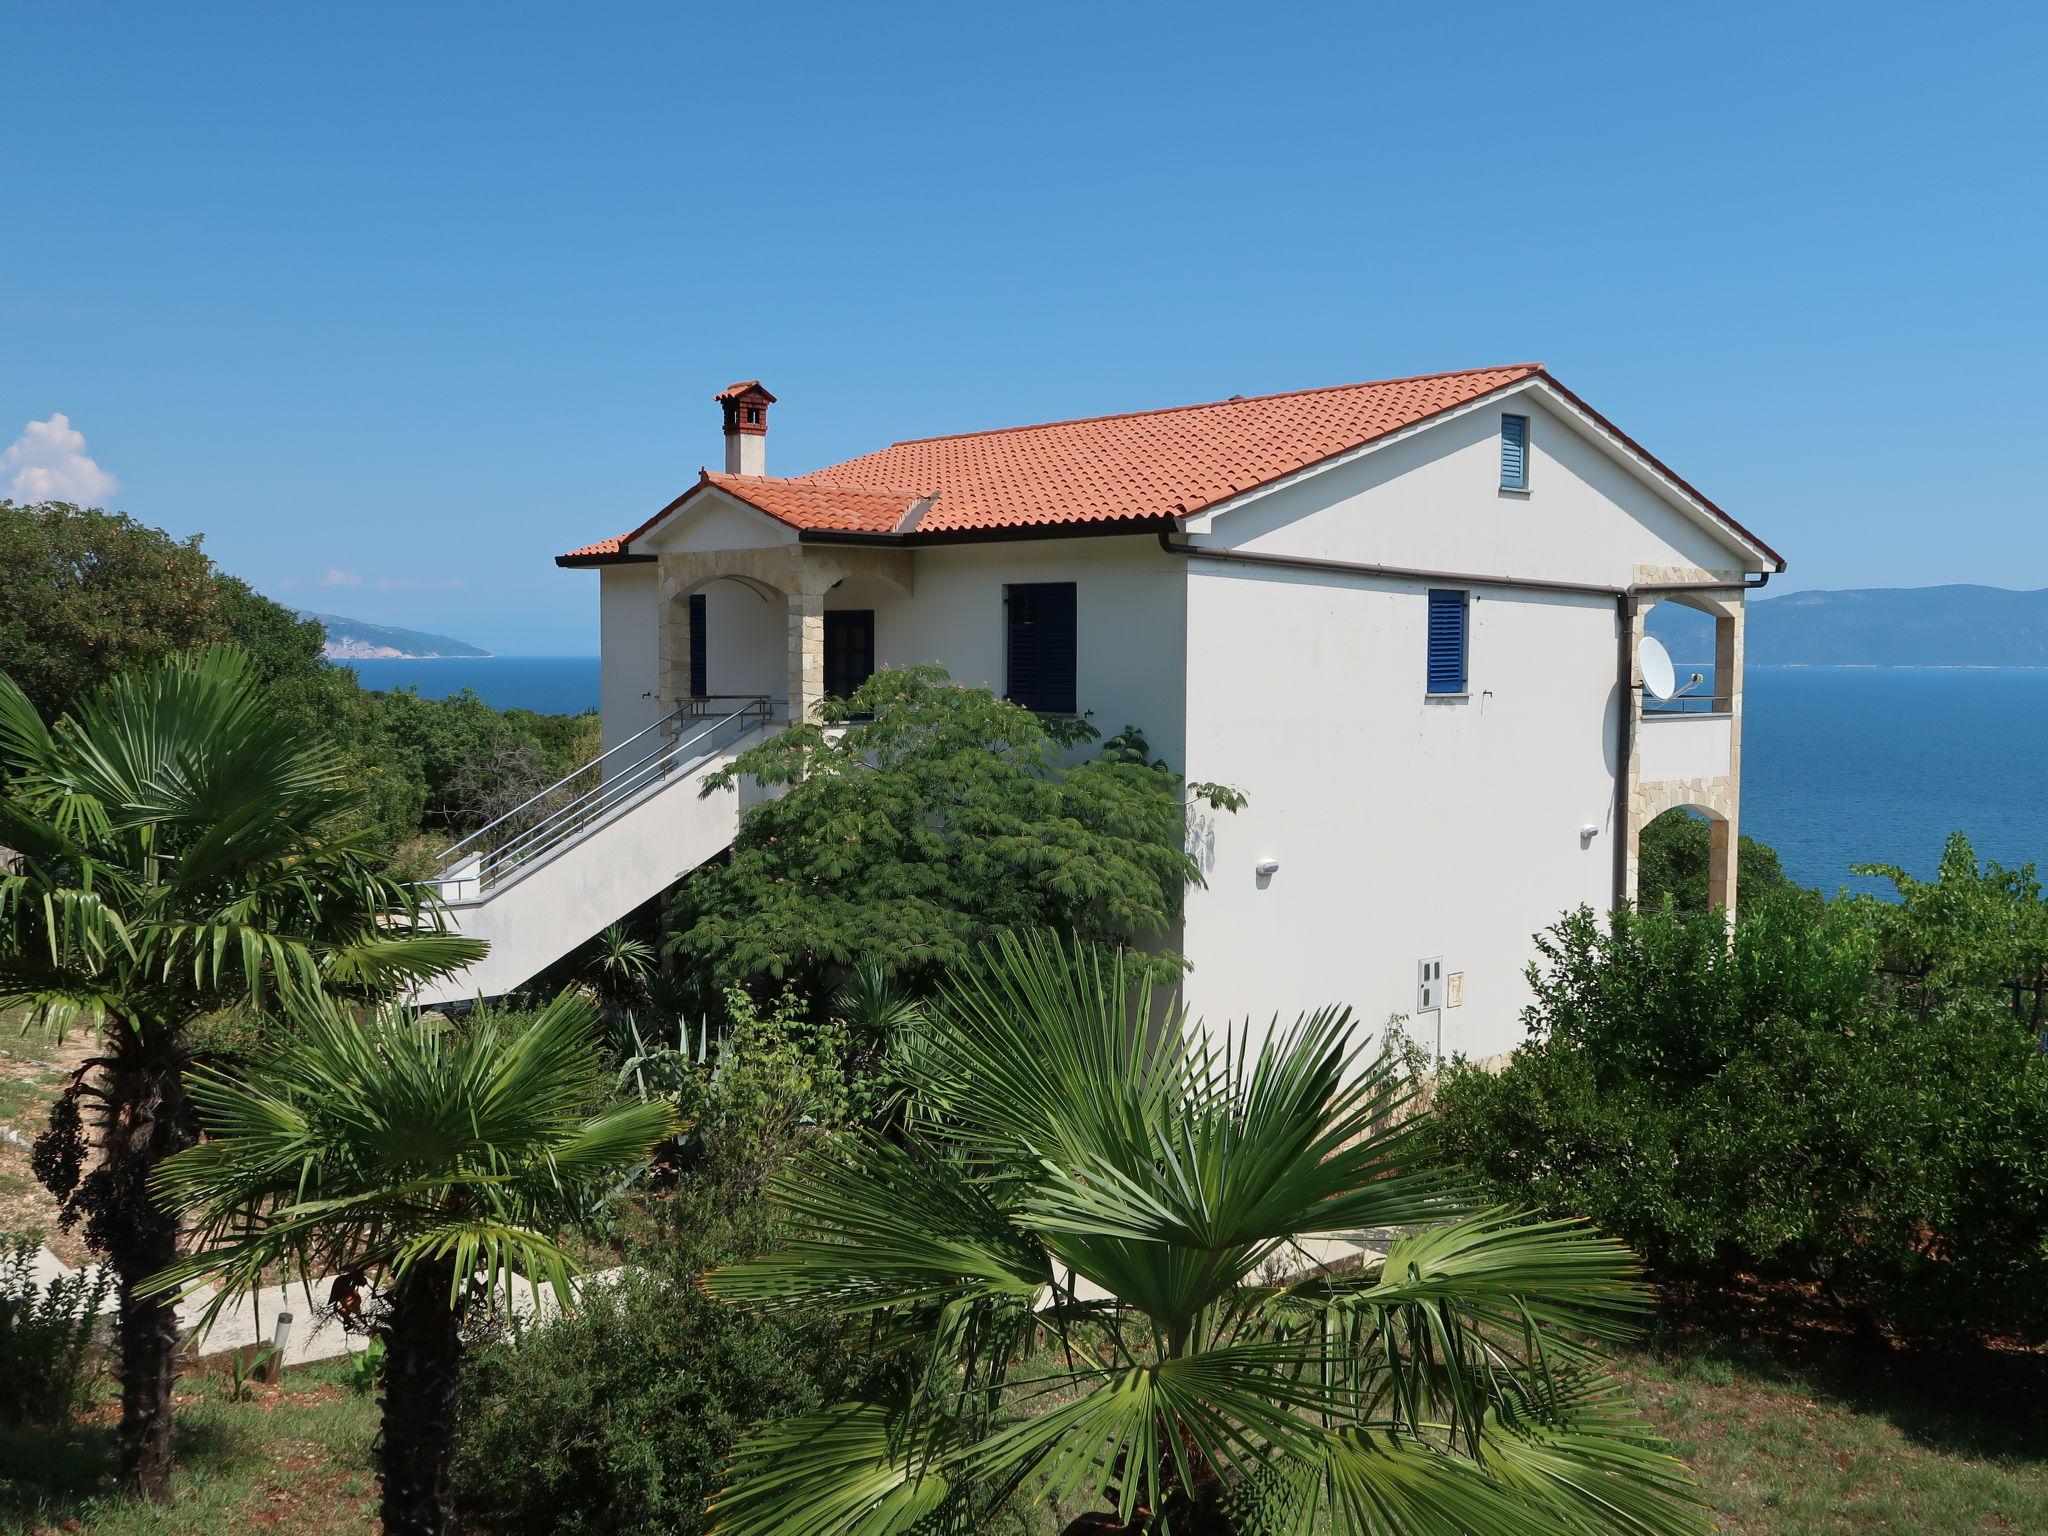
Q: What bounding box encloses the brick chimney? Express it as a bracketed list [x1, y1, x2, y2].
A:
[716, 380, 776, 476]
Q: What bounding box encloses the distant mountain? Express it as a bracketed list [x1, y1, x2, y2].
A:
[1731, 586, 2048, 667]
[299, 611, 492, 660]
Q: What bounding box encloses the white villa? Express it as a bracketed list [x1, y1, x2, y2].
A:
[422, 366, 1782, 1057]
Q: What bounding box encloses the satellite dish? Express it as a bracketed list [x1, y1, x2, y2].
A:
[1639, 636, 1678, 701]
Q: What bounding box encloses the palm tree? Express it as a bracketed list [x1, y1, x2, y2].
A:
[705, 932, 1705, 1536]
[0, 648, 482, 1498]
[149, 989, 675, 1536]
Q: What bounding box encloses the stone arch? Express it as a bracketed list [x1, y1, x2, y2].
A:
[654, 544, 915, 720]
[1626, 783, 1738, 917]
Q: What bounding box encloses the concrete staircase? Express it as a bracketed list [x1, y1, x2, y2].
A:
[413, 699, 776, 1006]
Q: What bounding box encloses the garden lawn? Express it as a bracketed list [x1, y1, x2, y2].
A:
[3, 1319, 2040, 1535]
[1621, 1331, 2048, 1536]
[0, 1358, 379, 1535]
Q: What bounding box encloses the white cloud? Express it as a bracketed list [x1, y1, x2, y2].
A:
[321, 568, 363, 588]
[3, 413, 120, 504]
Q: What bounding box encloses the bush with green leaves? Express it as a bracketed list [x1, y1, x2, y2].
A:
[452, 1170, 874, 1536]
[664, 665, 1241, 999]
[1426, 892, 2048, 1339]
[1852, 831, 2048, 1020]
[0, 1230, 113, 1426]
[451, 975, 892, 1536]
[1634, 806, 1805, 915]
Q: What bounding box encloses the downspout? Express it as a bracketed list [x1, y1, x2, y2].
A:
[1613, 591, 1636, 910]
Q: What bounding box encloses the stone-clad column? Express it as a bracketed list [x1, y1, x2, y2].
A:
[1708, 599, 1745, 922]
[787, 592, 824, 723]
[657, 574, 695, 712]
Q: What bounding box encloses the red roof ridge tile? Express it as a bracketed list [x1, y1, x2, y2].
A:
[878, 363, 1546, 448]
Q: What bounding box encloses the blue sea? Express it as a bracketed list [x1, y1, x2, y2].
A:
[335, 656, 601, 717]
[336, 657, 2048, 897]
[1741, 667, 2048, 896]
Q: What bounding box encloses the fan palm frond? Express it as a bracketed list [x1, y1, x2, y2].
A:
[706, 931, 1705, 1536]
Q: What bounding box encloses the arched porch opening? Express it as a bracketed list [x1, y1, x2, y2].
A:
[1635, 803, 1736, 916]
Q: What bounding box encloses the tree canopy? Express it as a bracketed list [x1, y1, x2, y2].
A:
[665, 666, 1239, 997]
[0, 498, 598, 864]
[1634, 806, 1800, 915]
[0, 500, 230, 718]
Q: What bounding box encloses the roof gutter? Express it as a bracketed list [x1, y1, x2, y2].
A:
[1154, 531, 1774, 602]
[1155, 532, 1776, 913]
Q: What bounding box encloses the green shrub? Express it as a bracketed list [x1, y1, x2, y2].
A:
[452, 1176, 869, 1536]
[1635, 805, 1804, 915]
[0, 1231, 112, 1426]
[451, 982, 888, 1536]
[1427, 895, 2048, 1340]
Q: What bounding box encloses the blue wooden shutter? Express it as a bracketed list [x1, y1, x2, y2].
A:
[688, 593, 707, 697]
[1005, 583, 1077, 713]
[1426, 589, 1468, 694]
[1500, 414, 1529, 489]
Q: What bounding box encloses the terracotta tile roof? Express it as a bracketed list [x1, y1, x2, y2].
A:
[701, 473, 921, 533]
[557, 365, 1778, 566]
[559, 533, 633, 561]
[797, 364, 1541, 534]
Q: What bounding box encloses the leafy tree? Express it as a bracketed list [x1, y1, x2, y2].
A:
[1635, 807, 1800, 915]
[453, 990, 883, 1536]
[151, 991, 674, 1536]
[0, 649, 482, 1498]
[1427, 897, 2048, 1339]
[666, 666, 1240, 998]
[0, 500, 224, 718]
[705, 932, 1703, 1536]
[1853, 831, 2048, 1020]
[366, 686, 596, 837]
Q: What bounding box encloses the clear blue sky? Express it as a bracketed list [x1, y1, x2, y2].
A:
[6, 2, 2043, 655]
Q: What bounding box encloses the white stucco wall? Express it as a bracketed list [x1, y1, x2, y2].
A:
[701, 577, 786, 700]
[1168, 394, 1752, 1061]
[639, 497, 797, 554]
[1191, 391, 1746, 586]
[1636, 712, 1733, 783]
[597, 565, 663, 754]
[854, 537, 1190, 768]
[1176, 567, 1619, 1062]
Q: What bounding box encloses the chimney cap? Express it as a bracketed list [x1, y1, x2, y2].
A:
[714, 380, 777, 405]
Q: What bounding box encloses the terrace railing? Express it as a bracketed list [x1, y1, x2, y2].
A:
[433, 696, 772, 901]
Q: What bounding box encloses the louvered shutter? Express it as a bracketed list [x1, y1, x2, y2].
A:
[1005, 583, 1077, 713]
[689, 593, 707, 698]
[1500, 414, 1529, 489]
[1426, 589, 1468, 695]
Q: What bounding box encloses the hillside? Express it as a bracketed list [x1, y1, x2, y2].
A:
[1740, 585, 2048, 667]
[298, 611, 491, 660]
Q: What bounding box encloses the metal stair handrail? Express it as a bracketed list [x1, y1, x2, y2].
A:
[435, 696, 770, 899]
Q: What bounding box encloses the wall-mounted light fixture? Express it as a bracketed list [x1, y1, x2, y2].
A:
[1254, 858, 1280, 878]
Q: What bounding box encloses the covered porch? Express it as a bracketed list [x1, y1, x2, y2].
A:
[658, 541, 917, 725]
[1623, 584, 1747, 912]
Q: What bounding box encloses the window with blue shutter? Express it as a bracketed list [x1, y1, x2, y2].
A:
[1500, 413, 1529, 490]
[1005, 582, 1077, 713]
[688, 592, 707, 698]
[1426, 589, 1468, 695]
